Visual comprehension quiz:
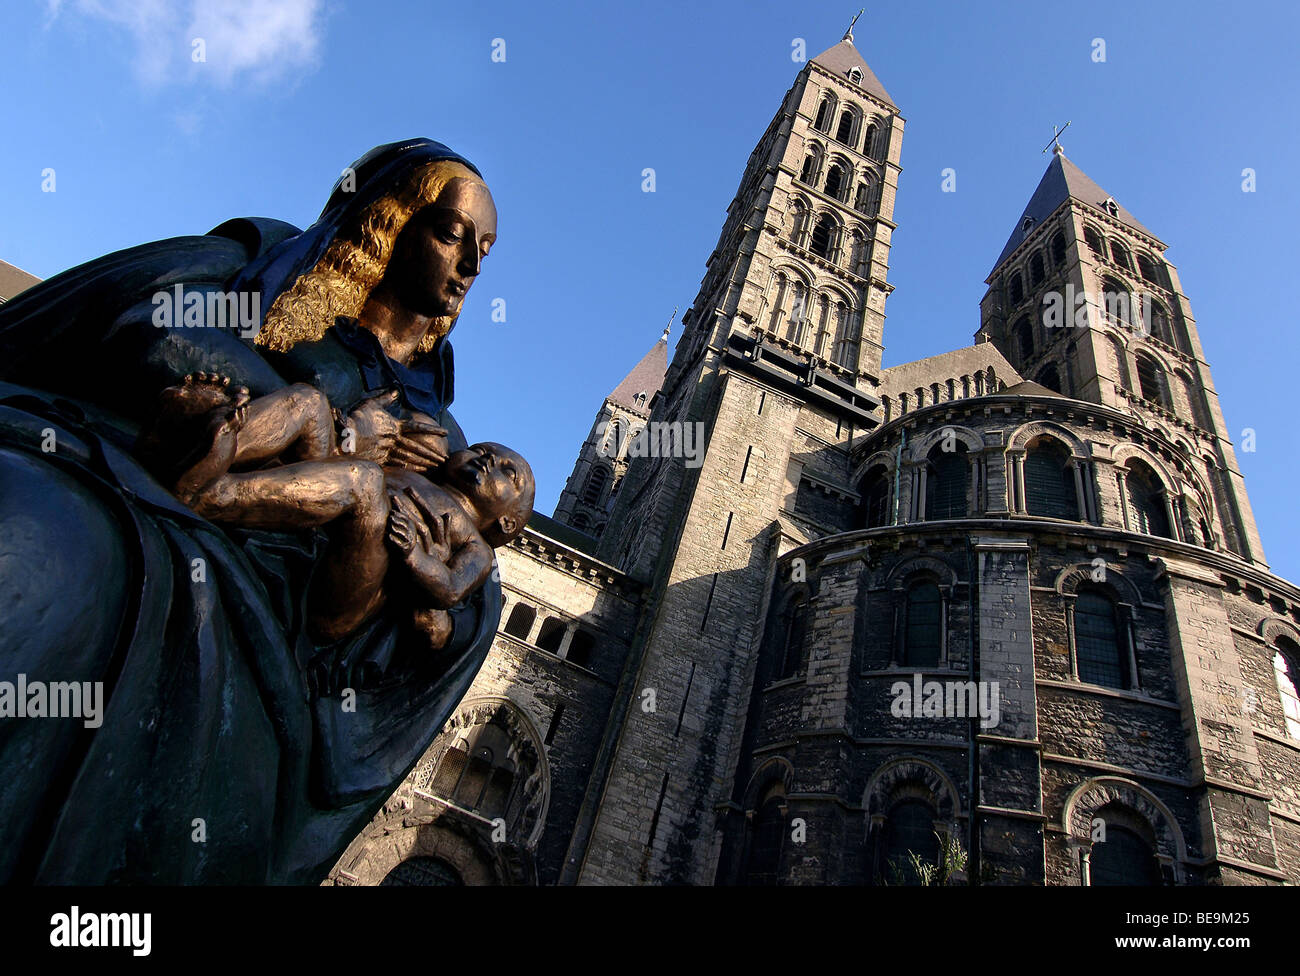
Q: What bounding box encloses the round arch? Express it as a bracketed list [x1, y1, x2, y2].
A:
[863, 757, 962, 822]
[1006, 420, 1090, 458]
[1063, 775, 1188, 863]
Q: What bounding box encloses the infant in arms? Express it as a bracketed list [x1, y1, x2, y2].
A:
[136, 372, 534, 652]
[385, 443, 533, 651]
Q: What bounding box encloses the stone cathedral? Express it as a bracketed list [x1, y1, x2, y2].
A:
[324, 29, 1300, 886]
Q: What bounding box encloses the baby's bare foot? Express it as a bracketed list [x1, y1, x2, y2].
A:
[160, 372, 250, 418]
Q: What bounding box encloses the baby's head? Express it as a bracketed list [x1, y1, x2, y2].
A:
[444, 442, 535, 547]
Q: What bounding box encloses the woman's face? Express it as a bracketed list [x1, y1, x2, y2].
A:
[389, 177, 498, 318]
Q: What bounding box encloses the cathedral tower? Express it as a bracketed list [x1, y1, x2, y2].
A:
[577, 27, 904, 884]
[977, 145, 1265, 565]
[553, 327, 670, 540]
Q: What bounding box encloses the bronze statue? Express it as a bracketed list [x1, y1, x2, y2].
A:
[0, 139, 525, 884]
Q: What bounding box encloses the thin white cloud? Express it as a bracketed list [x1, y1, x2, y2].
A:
[46, 0, 325, 87]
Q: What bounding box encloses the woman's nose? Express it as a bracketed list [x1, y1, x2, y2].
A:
[458, 242, 481, 277]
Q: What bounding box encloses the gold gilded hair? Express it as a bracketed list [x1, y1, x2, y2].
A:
[254, 158, 481, 355]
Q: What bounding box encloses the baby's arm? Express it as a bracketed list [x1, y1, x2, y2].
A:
[387, 486, 494, 609]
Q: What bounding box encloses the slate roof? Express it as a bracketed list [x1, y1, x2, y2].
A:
[607, 335, 668, 413]
[992, 149, 1160, 272]
[810, 37, 895, 108]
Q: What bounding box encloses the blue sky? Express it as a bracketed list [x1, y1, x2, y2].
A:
[4, 0, 1300, 579]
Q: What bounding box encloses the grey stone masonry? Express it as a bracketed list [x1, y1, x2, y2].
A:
[974, 536, 1046, 883]
[577, 370, 800, 884]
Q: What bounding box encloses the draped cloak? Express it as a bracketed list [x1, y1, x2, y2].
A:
[0, 139, 500, 884]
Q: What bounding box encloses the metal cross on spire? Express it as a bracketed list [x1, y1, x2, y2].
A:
[844, 8, 864, 41]
[662, 306, 677, 341]
[1042, 120, 1072, 154]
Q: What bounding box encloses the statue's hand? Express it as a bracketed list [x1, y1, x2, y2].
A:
[343, 390, 401, 463]
[389, 417, 449, 473]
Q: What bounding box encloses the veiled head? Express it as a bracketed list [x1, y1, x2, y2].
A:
[255, 154, 496, 355]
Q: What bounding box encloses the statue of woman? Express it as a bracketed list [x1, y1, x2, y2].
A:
[0, 139, 507, 884]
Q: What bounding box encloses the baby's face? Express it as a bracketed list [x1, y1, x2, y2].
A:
[445, 442, 534, 528]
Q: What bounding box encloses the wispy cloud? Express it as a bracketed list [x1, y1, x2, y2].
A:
[45, 0, 325, 87]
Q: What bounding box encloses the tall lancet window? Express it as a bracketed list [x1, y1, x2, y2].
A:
[836, 110, 854, 143]
[767, 273, 788, 335]
[785, 281, 807, 345]
[810, 215, 836, 259]
[833, 302, 858, 370]
[812, 295, 831, 357]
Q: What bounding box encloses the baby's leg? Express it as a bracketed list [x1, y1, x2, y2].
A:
[411, 608, 454, 655]
[231, 383, 335, 468]
[192, 459, 390, 643]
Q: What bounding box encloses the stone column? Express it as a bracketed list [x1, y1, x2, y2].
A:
[973, 535, 1044, 884]
[1115, 469, 1130, 531]
[1158, 556, 1283, 883]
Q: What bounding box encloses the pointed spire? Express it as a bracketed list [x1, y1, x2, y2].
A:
[991, 150, 1162, 273]
[811, 28, 895, 107]
[608, 323, 671, 413]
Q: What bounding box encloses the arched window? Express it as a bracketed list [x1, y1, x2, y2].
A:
[605, 418, 625, 457]
[767, 273, 789, 333]
[853, 181, 870, 214]
[879, 799, 938, 886]
[832, 301, 858, 369]
[785, 281, 808, 343]
[1143, 298, 1173, 346]
[1009, 273, 1025, 306]
[1109, 335, 1131, 391]
[1014, 316, 1034, 363]
[778, 591, 808, 679]
[810, 215, 836, 259]
[1137, 254, 1162, 285]
[1134, 352, 1170, 409]
[824, 163, 845, 201]
[1124, 462, 1170, 537]
[902, 581, 943, 667]
[1030, 251, 1045, 286]
[1273, 637, 1300, 739]
[571, 512, 591, 532]
[835, 109, 854, 143]
[862, 121, 879, 158]
[380, 856, 464, 886]
[926, 444, 968, 520]
[535, 616, 567, 653]
[1091, 825, 1160, 885]
[1024, 439, 1079, 519]
[814, 97, 833, 131]
[503, 603, 535, 639]
[567, 630, 597, 669]
[1102, 277, 1132, 326]
[1051, 231, 1067, 266]
[1036, 365, 1062, 393]
[1084, 226, 1106, 260]
[1110, 240, 1132, 270]
[849, 229, 868, 276]
[799, 153, 817, 184]
[861, 466, 891, 528]
[744, 785, 786, 885]
[582, 465, 610, 506]
[1074, 589, 1128, 689]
